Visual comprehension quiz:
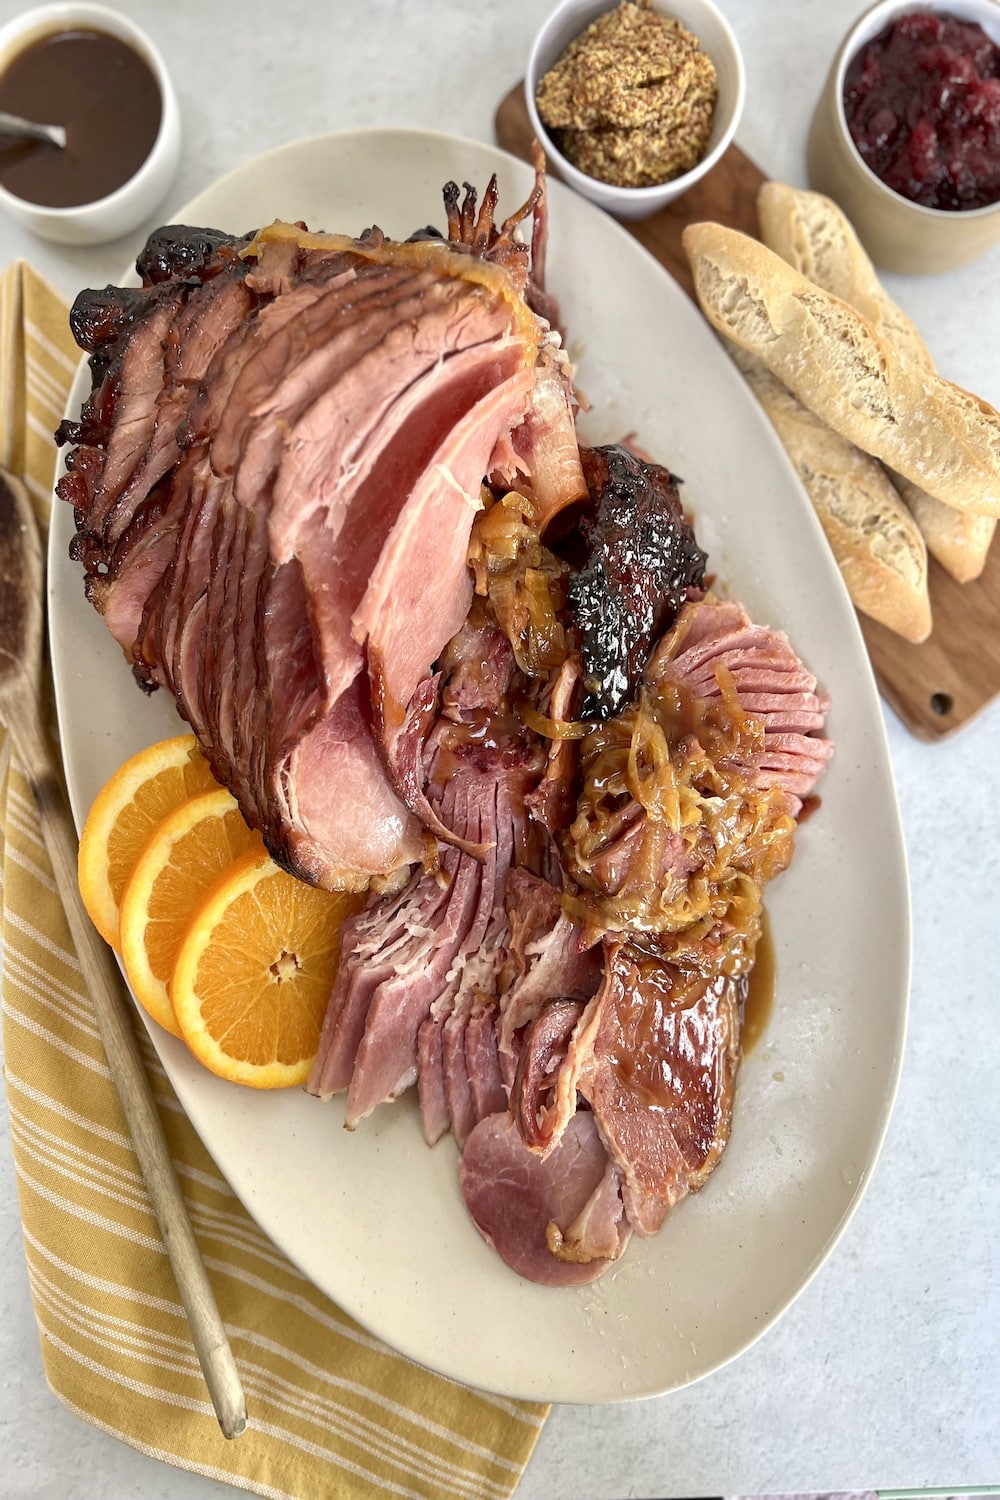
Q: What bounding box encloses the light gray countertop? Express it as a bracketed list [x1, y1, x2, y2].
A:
[1, 1, 998, 1496]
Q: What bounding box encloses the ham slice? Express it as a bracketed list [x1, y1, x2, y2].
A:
[646, 595, 834, 809]
[56, 182, 837, 1291]
[460, 1111, 627, 1286]
[360, 367, 535, 730]
[576, 948, 743, 1232]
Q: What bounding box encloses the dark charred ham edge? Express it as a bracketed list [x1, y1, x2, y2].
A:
[58, 159, 835, 1288]
[569, 445, 708, 720]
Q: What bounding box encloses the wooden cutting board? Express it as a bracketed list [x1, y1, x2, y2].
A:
[496, 82, 1000, 741]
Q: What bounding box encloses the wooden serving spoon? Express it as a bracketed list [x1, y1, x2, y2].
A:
[0, 467, 247, 1440]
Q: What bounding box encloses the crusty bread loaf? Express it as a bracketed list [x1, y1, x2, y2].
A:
[756, 183, 996, 581]
[890, 469, 995, 584]
[757, 183, 932, 370]
[729, 343, 931, 642]
[682, 221, 1000, 519]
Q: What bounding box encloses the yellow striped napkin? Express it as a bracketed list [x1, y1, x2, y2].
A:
[0, 260, 548, 1500]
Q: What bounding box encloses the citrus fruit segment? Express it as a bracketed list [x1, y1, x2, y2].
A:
[78, 734, 218, 949]
[171, 849, 364, 1088]
[118, 787, 264, 1036]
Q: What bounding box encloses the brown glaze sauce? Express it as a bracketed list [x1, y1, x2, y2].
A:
[740, 910, 775, 1055]
[0, 28, 161, 207]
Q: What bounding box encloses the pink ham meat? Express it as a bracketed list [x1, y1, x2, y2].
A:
[460, 1111, 629, 1286]
[576, 946, 743, 1236]
[307, 763, 519, 1127]
[360, 368, 535, 731]
[417, 999, 509, 1149]
[646, 595, 834, 808]
[467, 936, 741, 1273]
[499, 869, 603, 1059]
[57, 218, 545, 888]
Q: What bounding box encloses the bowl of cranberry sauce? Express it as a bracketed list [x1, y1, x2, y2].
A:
[807, 0, 1000, 274]
[845, 10, 1000, 210]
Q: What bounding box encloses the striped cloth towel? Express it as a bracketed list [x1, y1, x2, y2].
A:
[0, 260, 548, 1499]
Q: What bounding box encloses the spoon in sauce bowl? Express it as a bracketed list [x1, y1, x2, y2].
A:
[0, 109, 66, 149]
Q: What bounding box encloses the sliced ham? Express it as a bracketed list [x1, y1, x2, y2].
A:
[546, 1156, 631, 1264]
[416, 1017, 451, 1146]
[442, 1011, 478, 1148]
[360, 366, 536, 733]
[646, 595, 834, 809]
[464, 1008, 508, 1123]
[59, 214, 547, 888]
[498, 870, 602, 1053]
[57, 179, 837, 1291]
[460, 1111, 624, 1286]
[576, 948, 743, 1230]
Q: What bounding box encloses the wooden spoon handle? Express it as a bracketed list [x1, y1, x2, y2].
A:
[7, 689, 247, 1440]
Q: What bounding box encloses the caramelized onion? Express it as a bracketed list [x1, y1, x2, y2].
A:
[468, 493, 570, 678]
[520, 705, 589, 740]
[563, 676, 797, 948]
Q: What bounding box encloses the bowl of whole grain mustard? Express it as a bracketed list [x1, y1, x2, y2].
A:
[526, 0, 745, 220]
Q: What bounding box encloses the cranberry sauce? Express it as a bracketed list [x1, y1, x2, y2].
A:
[843, 10, 1000, 211]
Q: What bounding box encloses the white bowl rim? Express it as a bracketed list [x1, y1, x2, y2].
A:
[0, 1, 179, 220]
[526, 0, 746, 206]
[832, 0, 1000, 223]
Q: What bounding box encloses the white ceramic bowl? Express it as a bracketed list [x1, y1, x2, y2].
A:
[0, 3, 181, 246]
[807, 0, 1000, 274]
[525, 0, 745, 221]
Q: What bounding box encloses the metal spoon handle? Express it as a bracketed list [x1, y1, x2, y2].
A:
[0, 110, 66, 149]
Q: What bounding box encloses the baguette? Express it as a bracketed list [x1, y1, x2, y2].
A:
[891, 470, 995, 584]
[728, 343, 931, 642]
[681, 221, 1000, 519]
[756, 183, 996, 580]
[756, 182, 932, 369]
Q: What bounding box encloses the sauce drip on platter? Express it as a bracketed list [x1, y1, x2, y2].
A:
[741, 914, 775, 1055]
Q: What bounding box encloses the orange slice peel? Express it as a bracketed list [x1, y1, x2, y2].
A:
[118, 786, 263, 1036]
[78, 734, 217, 949]
[171, 849, 364, 1088]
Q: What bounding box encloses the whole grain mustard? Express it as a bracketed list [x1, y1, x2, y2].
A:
[535, 0, 718, 188]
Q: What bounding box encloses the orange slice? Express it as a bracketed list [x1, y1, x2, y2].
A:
[171, 849, 364, 1088]
[78, 735, 218, 949]
[118, 787, 264, 1036]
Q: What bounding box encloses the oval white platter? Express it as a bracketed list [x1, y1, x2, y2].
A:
[48, 127, 909, 1403]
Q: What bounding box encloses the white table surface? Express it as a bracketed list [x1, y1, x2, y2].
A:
[1, 1, 998, 1496]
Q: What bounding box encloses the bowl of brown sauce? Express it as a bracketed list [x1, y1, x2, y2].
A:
[0, 3, 180, 245]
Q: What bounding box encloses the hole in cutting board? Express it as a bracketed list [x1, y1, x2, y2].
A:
[930, 691, 954, 716]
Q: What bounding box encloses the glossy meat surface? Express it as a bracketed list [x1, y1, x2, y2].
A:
[569, 444, 707, 719]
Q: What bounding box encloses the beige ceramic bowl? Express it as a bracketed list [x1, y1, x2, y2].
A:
[0, 3, 181, 246]
[526, 0, 745, 221]
[808, 0, 1000, 275]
